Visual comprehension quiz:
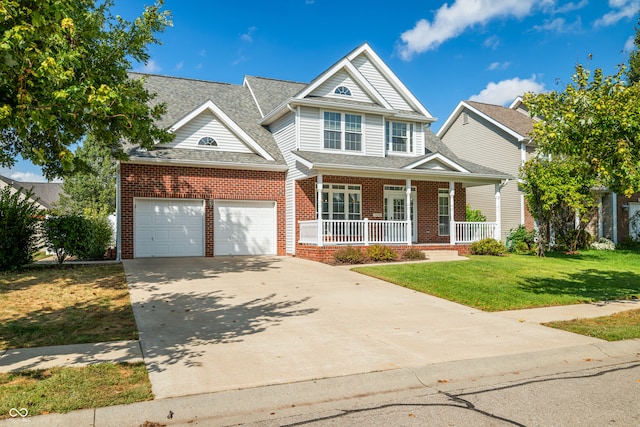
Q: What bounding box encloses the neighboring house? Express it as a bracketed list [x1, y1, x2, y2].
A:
[118, 43, 512, 261]
[437, 98, 640, 244]
[437, 98, 535, 241]
[0, 175, 63, 211]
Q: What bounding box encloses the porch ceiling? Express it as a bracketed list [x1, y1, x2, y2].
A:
[292, 150, 512, 186]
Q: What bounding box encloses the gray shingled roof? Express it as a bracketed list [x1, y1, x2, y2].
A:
[244, 76, 307, 117]
[127, 147, 287, 168]
[0, 175, 63, 210]
[466, 101, 533, 138]
[129, 73, 286, 164]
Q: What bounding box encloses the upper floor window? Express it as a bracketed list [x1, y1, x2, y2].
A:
[198, 136, 217, 147]
[385, 121, 414, 154]
[334, 86, 352, 96]
[323, 111, 362, 151]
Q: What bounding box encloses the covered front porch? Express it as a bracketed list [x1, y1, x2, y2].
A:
[295, 173, 504, 253]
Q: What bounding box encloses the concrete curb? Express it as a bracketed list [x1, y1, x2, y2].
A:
[5, 339, 639, 427]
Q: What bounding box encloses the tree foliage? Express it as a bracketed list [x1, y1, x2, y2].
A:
[0, 186, 43, 270]
[628, 15, 640, 84]
[524, 65, 640, 197]
[0, 0, 173, 179]
[520, 156, 599, 256]
[55, 135, 116, 216]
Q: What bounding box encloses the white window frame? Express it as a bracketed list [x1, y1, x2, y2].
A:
[320, 184, 362, 220]
[385, 120, 414, 154]
[438, 189, 450, 236]
[322, 111, 363, 152]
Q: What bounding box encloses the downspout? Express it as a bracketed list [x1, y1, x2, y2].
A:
[116, 161, 122, 261]
[613, 192, 618, 244]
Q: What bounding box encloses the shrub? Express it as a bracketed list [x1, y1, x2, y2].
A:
[365, 245, 397, 262]
[465, 204, 486, 222]
[555, 229, 592, 252]
[617, 236, 640, 251]
[402, 247, 426, 260]
[470, 238, 507, 256]
[43, 215, 112, 264]
[0, 186, 43, 271]
[505, 225, 536, 253]
[591, 237, 616, 251]
[333, 246, 365, 264]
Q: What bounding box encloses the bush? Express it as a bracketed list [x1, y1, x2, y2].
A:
[333, 246, 365, 264]
[43, 215, 112, 264]
[365, 245, 397, 262]
[617, 236, 640, 251]
[555, 229, 592, 252]
[591, 237, 616, 251]
[506, 225, 536, 254]
[465, 204, 486, 222]
[470, 238, 507, 256]
[0, 186, 43, 271]
[402, 247, 426, 260]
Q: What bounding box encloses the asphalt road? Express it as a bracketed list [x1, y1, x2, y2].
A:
[245, 361, 640, 427]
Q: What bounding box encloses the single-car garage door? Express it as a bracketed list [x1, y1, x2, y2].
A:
[134, 199, 204, 258]
[214, 201, 276, 256]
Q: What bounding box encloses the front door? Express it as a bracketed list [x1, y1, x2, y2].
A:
[384, 187, 417, 242]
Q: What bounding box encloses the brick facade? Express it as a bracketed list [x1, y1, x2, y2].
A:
[119, 163, 286, 259]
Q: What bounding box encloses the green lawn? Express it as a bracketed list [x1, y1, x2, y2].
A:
[353, 250, 640, 312]
[544, 308, 640, 341]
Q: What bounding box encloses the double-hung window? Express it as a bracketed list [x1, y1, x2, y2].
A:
[321, 184, 361, 220]
[323, 112, 362, 151]
[438, 189, 450, 236]
[385, 121, 414, 154]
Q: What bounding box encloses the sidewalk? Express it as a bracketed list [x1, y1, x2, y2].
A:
[2, 339, 639, 427]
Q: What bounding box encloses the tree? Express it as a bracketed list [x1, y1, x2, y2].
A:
[520, 156, 599, 256]
[0, 0, 173, 180]
[55, 135, 116, 216]
[0, 186, 43, 270]
[523, 65, 640, 197]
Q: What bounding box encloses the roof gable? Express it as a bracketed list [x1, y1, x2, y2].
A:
[404, 153, 469, 173]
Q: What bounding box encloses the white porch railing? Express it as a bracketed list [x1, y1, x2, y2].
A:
[299, 219, 498, 245]
[453, 221, 498, 243]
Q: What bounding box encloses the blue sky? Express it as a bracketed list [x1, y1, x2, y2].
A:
[3, 0, 638, 182]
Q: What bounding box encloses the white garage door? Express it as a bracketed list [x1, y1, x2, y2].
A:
[214, 201, 276, 256]
[135, 199, 204, 258]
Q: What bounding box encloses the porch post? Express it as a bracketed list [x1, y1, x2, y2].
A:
[317, 174, 323, 247]
[598, 195, 603, 239]
[406, 179, 412, 246]
[449, 182, 455, 245]
[495, 183, 502, 241]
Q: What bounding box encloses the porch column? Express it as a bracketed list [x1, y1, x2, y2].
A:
[613, 192, 618, 244]
[406, 179, 412, 246]
[598, 195, 603, 239]
[449, 182, 455, 245]
[495, 183, 502, 241]
[317, 174, 323, 247]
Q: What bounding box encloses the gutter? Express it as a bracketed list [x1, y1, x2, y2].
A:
[124, 157, 289, 172]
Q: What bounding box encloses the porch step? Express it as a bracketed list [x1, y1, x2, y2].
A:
[422, 250, 464, 260]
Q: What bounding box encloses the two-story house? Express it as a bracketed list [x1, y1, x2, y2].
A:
[117, 43, 512, 261]
[438, 98, 640, 244]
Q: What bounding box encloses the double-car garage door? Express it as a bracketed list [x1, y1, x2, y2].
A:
[134, 199, 276, 257]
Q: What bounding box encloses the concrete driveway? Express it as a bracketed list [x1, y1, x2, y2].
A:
[123, 256, 599, 399]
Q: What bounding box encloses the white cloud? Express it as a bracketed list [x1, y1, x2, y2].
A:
[533, 17, 582, 33]
[397, 0, 554, 60]
[7, 171, 49, 183]
[595, 0, 640, 27]
[136, 59, 161, 74]
[625, 35, 636, 52]
[176, 61, 184, 70]
[488, 61, 511, 71]
[198, 49, 207, 57]
[470, 76, 545, 105]
[554, 0, 589, 14]
[483, 35, 501, 50]
[240, 26, 257, 43]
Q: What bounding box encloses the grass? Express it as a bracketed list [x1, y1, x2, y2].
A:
[0, 263, 138, 350]
[0, 362, 153, 419]
[353, 250, 640, 312]
[544, 308, 640, 341]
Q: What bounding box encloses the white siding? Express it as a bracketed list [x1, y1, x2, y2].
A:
[271, 111, 308, 254]
[352, 53, 412, 111]
[168, 110, 252, 153]
[441, 109, 523, 241]
[365, 114, 384, 157]
[299, 106, 321, 151]
[309, 70, 372, 103]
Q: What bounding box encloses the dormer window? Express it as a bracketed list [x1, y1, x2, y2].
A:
[198, 136, 217, 147]
[334, 86, 351, 96]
